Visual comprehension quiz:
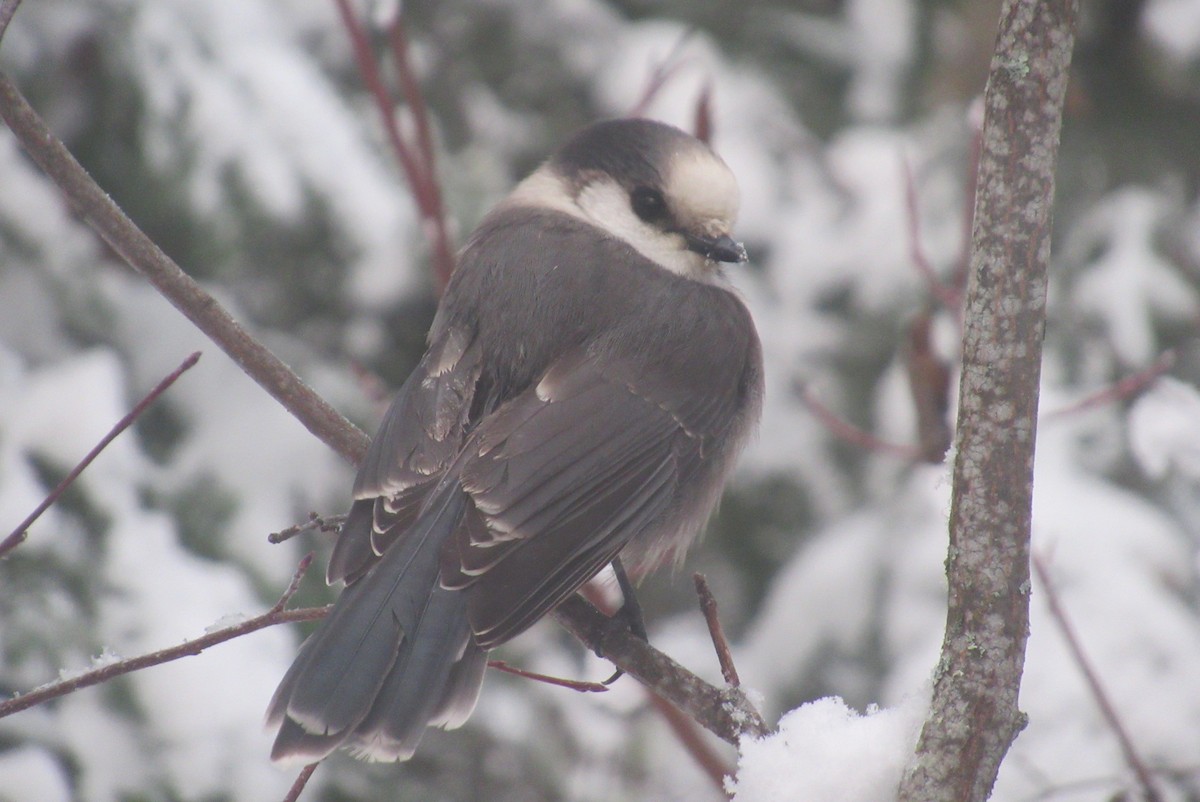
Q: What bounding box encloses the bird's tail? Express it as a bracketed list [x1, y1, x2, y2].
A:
[266, 486, 488, 763]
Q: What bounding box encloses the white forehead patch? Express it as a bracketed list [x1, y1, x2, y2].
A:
[666, 148, 740, 233]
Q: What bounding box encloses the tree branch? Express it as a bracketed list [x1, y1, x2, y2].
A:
[1, 351, 201, 560]
[553, 595, 769, 746]
[0, 556, 327, 721]
[0, 71, 368, 466]
[1033, 554, 1162, 801]
[897, 2, 1079, 800]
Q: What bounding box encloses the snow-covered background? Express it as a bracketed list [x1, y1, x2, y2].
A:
[2, 0, 1199, 800]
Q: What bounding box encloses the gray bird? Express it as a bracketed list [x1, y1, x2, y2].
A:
[266, 118, 763, 763]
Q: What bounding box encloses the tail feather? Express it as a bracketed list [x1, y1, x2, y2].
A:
[268, 486, 488, 763]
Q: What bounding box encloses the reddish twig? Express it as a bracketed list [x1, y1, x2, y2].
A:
[692, 573, 741, 687]
[1043, 350, 1176, 421]
[0, 351, 201, 560]
[282, 762, 319, 802]
[902, 155, 962, 313]
[646, 692, 733, 795]
[335, 0, 455, 292]
[486, 660, 609, 693]
[692, 80, 713, 144]
[385, 13, 456, 290]
[903, 312, 953, 463]
[0, 555, 327, 720]
[796, 382, 924, 461]
[0, 0, 22, 43]
[1032, 554, 1163, 802]
[628, 31, 695, 117]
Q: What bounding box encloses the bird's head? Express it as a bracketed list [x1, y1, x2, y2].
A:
[507, 118, 746, 282]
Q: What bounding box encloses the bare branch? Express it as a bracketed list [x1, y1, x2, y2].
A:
[486, 660, 609, 693]
[282, 762, 319, 802]
[0, 0, 22, 44]
[0, 605, 328, 720]
[0, 72, 369, 465]
[1043, 349, 1176, 420]
[0, 351, 201, 560]
[796, 381, 925, 461]
[902, 156, 962, 312]
[692, 81, 713, 145]
[903, 313, 953, 463]
[646, 692, 733, 795]
[268, 513, 344, 545]
[552, 595, 769, 746]
[385, 12, 456, 290]
[692, 573, 741, 688]
[1033, 554, 1163, 801]
[334, 1, 455, 292]
[0, 557, 325, 721]
[628, 30, 695, 118]
[898, 2, 1079, 799]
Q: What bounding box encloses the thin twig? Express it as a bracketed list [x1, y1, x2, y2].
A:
[646, 692, 733, 795]
[902, 155, 962, 312]
[903, 312, 953, 464]
[0, 71, 368, 465]
[272, 553, 316, 613]
[487, 660, 609, 693]
[0, 351, 201, 560]
[692, 573, 741, 687]
[334, 0, 423, 209]
[628, 30, 695, 117]
[796, 382, 924, 461]
[282, 762, 319, 802]
[269, 513, 344, 545]
[0, 0, 22, 44]
[692, 80, 713, 144]
[1043, 350, 1175, 420]
[1032, 554, 1162, 802]
[385, 12, 456, 290]
[335, 1, 455, 292]
[0, 556, 327, 721]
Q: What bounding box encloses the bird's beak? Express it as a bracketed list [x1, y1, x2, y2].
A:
[684, 232, 748, 264]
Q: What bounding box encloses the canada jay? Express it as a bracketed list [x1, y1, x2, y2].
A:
[267, 118, 763, 762]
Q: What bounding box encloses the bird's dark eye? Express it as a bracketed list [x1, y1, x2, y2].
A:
[630, 186, 668, 223]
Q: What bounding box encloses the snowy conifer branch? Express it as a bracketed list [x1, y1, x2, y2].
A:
[897, 2, 1079, 800]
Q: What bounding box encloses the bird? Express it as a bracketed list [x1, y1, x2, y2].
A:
[266, 117, 763, 763]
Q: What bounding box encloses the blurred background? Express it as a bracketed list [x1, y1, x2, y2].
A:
[2, 0, 1200, 799]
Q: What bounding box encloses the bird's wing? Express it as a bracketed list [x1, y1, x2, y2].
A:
[327, 326, 481, 585]
[444, 350, 716, 649]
